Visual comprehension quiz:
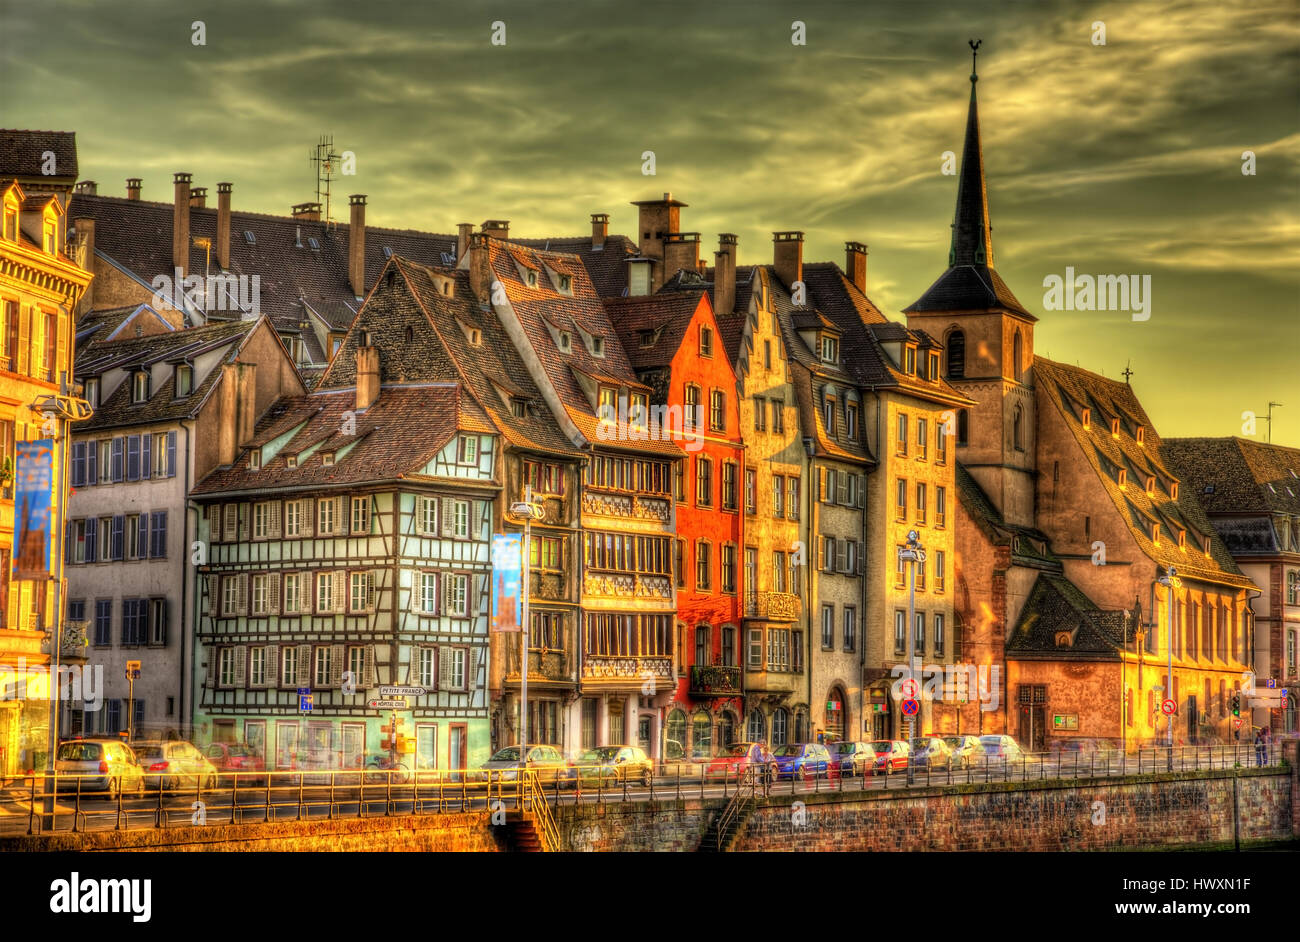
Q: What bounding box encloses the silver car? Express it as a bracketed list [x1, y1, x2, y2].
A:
[55, 739, 144, 797]
[133, 740, 219, 790]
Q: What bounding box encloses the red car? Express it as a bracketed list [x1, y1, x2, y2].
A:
[205, 742, 267, 785]
[868, 740, 910, 774]
[704, 741, 773, 782]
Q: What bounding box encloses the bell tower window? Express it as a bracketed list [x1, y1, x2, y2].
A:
[946, 330, 965, 379]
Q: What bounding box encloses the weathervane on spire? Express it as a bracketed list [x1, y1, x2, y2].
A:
[969, 39, 982, 80]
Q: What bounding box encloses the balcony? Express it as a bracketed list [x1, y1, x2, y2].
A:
[743, 668, 801, 697]
[689, 665, 742, 697]
[744, 592, 801, 622]
[582, 655, 673, 691]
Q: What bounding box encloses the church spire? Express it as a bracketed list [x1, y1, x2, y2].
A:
[949, 39, 994, 269]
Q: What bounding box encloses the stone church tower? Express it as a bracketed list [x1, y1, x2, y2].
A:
[905, 48, 1038, 528]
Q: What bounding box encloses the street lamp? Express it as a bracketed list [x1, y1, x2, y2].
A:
[507, 486, 545, 777]
[1157, 566, 1181, 772]
[898, 530, 926, 785]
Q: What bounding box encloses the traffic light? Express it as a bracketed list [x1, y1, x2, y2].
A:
[1231, 692, 1240, 716]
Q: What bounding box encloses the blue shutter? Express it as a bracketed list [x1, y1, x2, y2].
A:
[111, 515, 124, 560]
[126, 435, 140, 481]
[70, 442, 85, 487]
[140, 433, 151, 480]
[166, 431, 177, 477]
[136, 514, 149, 560]
[119, 601, 130, 645]
[152, 511, 167, 558]
[84, 517, 98, 563]
[64, 521, 74, 564]
[111, 437, 124, 481]
[86, 443, 97, 487]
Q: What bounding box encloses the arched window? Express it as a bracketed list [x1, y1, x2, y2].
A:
[957, 408, 969, 446]
[665, 709, 686, 761]
[1012, 330, 1023, 382]
[825, 688, 846, 741]
[717, 711, 737, 749]
[946, 330, 965, 379]
[772, 708, 789, 746]
[690, 712, 713, 759]
[1013, 404, 1024, 451]
[794, 710, 809, 744]
[747, 709, 766, 744]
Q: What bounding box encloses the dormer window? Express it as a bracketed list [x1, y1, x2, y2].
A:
[43, 220, 57, 255]
[511, 398, 529, 419]
[1170, 482, 1179, 500]
[1177, 529, 1187, 551]
[458, 435, 478, 464]
[1136, 425, 1146, 445]
[846, 401, 859, 439]
[639, 330, 656, 348]
[308, 237, 320, 251]
[559, 274, 572, 292]
[175, 364, 193, 397]
[1117, 468, 1127, 489]
[1203, 537, 1212, 556]
[83, 377, 99, 408]
[558, 331, 572, 353]
[823, 396, 836, 436]
[597, 387, 618, 425]
[1151, 522, 1161, 545]
[904, 345, 916, 376]
[1145, 475, 1156, 497]
[526, 270, 538, 288]
[249, 450, 261, 470]
[243, 230, 256, 245]
[382, 246, 393, 259]
[630, 393, 648, 430]
[700, 326, 714, 358]
[469, 328, 482, 347]
[820, 336, 839, 364]
[287, 455, 298, 469]
[131, 371, 150, 404]
[321, 452, 335, 467]
[2, 205, 16, 241]
[928, 352, 940, 381]
[589, 336, 605, 358]
[1081, 408, 1091, 430]
[1110, 418, 1120, 437]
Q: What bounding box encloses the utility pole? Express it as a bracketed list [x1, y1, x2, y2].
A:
[508, 487, 544, 784]
[1158, 567, 1180, 772]
[899, 530, 925, 785]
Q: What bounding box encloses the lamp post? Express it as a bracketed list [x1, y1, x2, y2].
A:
[508, 486, 544, 782]
[1157, 566, 1180, 772]
[898, 530, 925, 785]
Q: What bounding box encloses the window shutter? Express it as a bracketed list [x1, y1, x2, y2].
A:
[297, 645, 312, 686]
[369, 569, 381, 611]
[134, 514, 148, 560]
[153, 510, 167, 558]
[205, 648, 217, 688]
[232, 644, 247, 687]
[364, 645, 376, 687]
[818, 468, 827, 502]
[300, 499, 314, 537]
[222, 505, 237, 542]
[438, 645, 452, 691]
[471, 648, 482, 691]
[236, 573, 249, 616]
[111, 515, 124, 560]
[330, 644, 344, 687]
[837, 473, 849, 505]
[166, 431, 177, 477]
[140, 433, 151, 480]
[111, 437, 124, 481]
[268, 573, 281, 615]
[239, 503, 250, 541]
[837, 542, 848, 573]
[86, 442, 97, 486]
[265, 645, 279, 686]
[267, 502, 281, 539]
[126, 435, 140, 481]
[71, 442, 84, 487]
[205, 575, 218, 616]
[410, 572, 425, 613]
[816, 537, 825, 571]
[441, 573, 454, 616]
[84, 516, 98, 563]
[64, 521, 73, 564]
[856, 475, 866, 508]
[440, 498, 456, 538]
[332, 571, 347, 613]
[468, 572, 479, 616]
[332, 497, 345, 533]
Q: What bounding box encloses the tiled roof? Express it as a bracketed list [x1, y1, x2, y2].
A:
[1034, 358, 1252, 587]
[906, 264, 1032, 318]
[954, 463, 1059, 569]
[0, 129, 77, 179]
[1163, 437, 1300, 516]
[514, 234, 636, 298]
[604, 291, 705, 371]
[192, 385, 490, 495]
[1007, 573, 1136, 658]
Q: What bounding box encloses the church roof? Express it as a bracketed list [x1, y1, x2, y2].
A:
[1007, 573, 1136, 659]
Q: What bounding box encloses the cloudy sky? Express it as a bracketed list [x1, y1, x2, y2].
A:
[4, 0, 1297, 444]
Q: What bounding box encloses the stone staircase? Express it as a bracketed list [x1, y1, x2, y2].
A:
[504, 813, 545, 852]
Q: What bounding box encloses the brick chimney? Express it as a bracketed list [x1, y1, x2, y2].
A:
[773, 231, 803, 289]
[355, 346, 380, 412]
[217, 362, 258, 466]
[468, 232, 494, 302]
[591, 213, 609, 250]
[292, 202, 322, 221]
[632, 192, 685, 261]
[216, 183, 232, 270]
[348, 194, 366, 298]
[126, 178, 142, 201]
[845, 241, 867, 293]
[663, 232, 700, 284]
[714, 233, 737, 316]
[74, 181, 97, 196]
[189, 187, 207, 209]
[481, 219, 510, 241]
[173, 172, 192, 274]
[75, 217, 95, 311]
[457, 223, 474, 262]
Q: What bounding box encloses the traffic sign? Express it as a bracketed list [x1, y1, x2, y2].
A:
[899, 678, 919, 699]
[1233, 717, 1243, 729]
[297, 687, 310, 697]
[377, 686, 426, 697]
[125, 660, 141, 681]
[901, 698, 920, 717]
[368, 698, 410, 710]
[300, 694, 313, 712]
[1160, 699, 1176, 716]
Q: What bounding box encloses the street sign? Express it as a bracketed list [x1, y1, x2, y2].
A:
[899, 679, 919, 699]
[377, 686, 426, 697]
[368, 698, 410, 710]
[300, 694, 313, 712]
[297, 687, 310, 697]
[1161, 699, 1176, 716]
[1233, 717, 1243, 729]
[901, 698, 919, 717]
[125, 660, 141, 681]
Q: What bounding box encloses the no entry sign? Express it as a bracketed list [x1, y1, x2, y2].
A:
[901, 698, 920, 716]
[1161, 698, 1176, 716]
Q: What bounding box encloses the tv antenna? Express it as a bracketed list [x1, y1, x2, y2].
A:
[309, 135, 342, 225]
[1265, 401, 1283, 443]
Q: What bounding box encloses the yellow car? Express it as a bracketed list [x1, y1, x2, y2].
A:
[572, 745, 653, 787]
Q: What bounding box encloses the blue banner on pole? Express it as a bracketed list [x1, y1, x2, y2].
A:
[13, 439, 54, 579]
[491, 534, 522, 633]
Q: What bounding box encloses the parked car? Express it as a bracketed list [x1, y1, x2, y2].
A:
[829, 741, 876, 777]
[572, 745, 653, 787]
[770, 743, 833, 781]
[133, 741, 219, 790]
[205, 742, 267, 784]
[704, 741, 772, 782]
[978, 735, 1026, 764]
[868, 740, 910, 774]
[942, 735, 985, 769]
[478, 745, 572, 784]
[909, 736, 954, 769]
[55, 739, 144, 797]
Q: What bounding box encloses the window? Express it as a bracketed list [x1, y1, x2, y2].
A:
[914, 612, 926, 655]
[218, 648, 236, 688]
[674, 462, 686, 502]
[946, 330, 965, 378]
[1081, 408, 1091, 430]
[772, 708, 788, 746]
[122, 599, 148, 646]
[528, 535, 562, 570]
[318, 498, 337, 535]
[175, 364, 193, 397]
[846, 401, 859, 439]
[418, 572, 438, 613]
[896, 413, 908, 456]
[251, 574, 271, 615]
[764, 340, 772, 369]
[937, 421, 948, 463]
[695, 625, 710, 667]
[1013, 405, 1024, 451]
[935, 550, 946, 593]
[747, 629, 763, 668]
[895, 478, 907, 521]
[695, 541, 711, 590]
[928, 352, 940, 381]
[249, 647, 266, 687]
[820, 335, 838, 364]
[675, 540, 685, 588]
[94, 600, 112, 646]
[132, 371, 150, 403]
[629, 393, 647, 430]
[452, 500, 470, 539]
[695, 457, 712, 507]
[935, 486, 947, 527]
[458, 435, 478, 464]
[1012, 331, 1023, 382]
[596, 387, 617, 425]
[787, 476, 799, 520]
[314, 647, 333, 687]
[895, 547, 907, 588]
[767, 629, 790, 672]
[916, 482, 927, 524]
[843, 607, 857, 652]
[956, 409, 969, 445]
[721, 462, 738, 511]
[771, 401, 784, 434]
[823, 396, 836, 436]
[709, 389, 725, 431]
[446, 574, 469, 617]
[745, 468, 757, 513]
[351, 497, 370, 534]
[285, 499, 307, 537]
[720, 626, 736, 666]
[283, 573, 303, 614]
[280, 647, 298, 687]
[753, 396, 767, 432]
[821, 605, 834, 649]
[532, 611, 563, 649]
[699, 325, 713, 357]
[316, 573, 335, 613]
[684, 385, 701, 430]
[772, 475, 784, 517]
[349, 572, 372, 613]
[772, 550, 787, 593]
[905, 345, 916, 375]
[934, 613, 946, 656]
[917, 417, 928, 459]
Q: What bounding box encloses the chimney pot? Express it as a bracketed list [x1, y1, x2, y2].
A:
[481, 219, 510, 240]
[845, 241, 868, 293]
[216, 183, 232, 270]
[591, 213, 609, 250]
[292, 201, 322, 221]
[126, 178, 142, 200]
[173, 172, 192, 275]
[348, 194, 367, 298]
[74, 180, 97, 196]
[714, 233, 738, 316]
[772, 230, 804, 289]
[189, 186, 207, 209]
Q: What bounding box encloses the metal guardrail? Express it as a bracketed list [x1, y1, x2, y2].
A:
[521, 771, 559, 852]
[714, 766, 758, 851]
[0, 744, 1285, 836]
